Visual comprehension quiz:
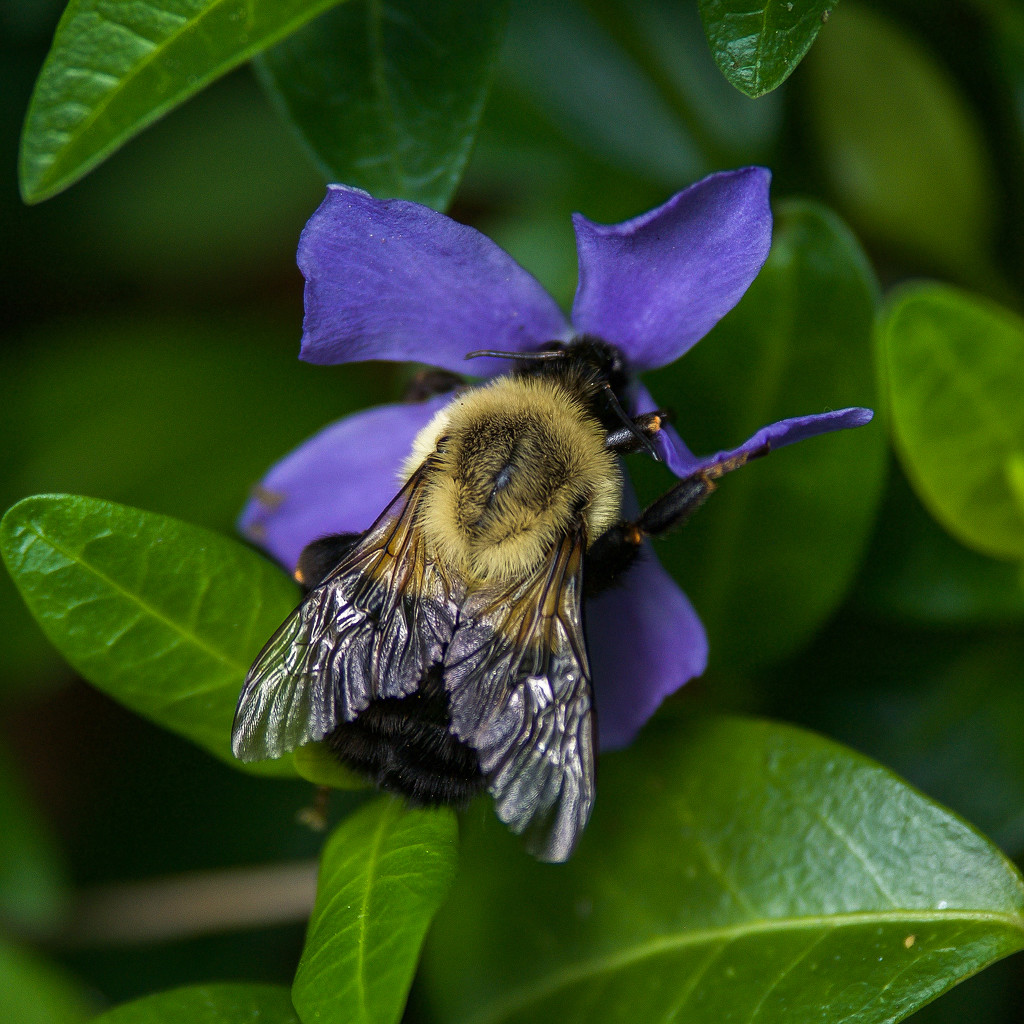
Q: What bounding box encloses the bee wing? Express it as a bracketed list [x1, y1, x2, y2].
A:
[232, 471, 460, 762]
[444, 527, 595, 862]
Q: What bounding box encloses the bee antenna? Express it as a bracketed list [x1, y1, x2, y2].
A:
[465, 349, 567, 362]
[603, 382, 661, 462]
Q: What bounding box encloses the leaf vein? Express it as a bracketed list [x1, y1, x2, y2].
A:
[782, 791, 900, 906]
[21, 520, 245, 675]
[659, 940, 729, 1024]
[462, 909, 1023, 1024]
[746, 931, 827, 1024]
[354, 800, 395, 1020]
[670, 789, 760, 917]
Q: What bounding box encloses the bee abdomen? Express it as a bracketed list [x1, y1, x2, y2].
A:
[326, 668, 485, 807]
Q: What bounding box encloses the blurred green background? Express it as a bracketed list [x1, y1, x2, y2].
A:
[3, 0, 1024, 1019]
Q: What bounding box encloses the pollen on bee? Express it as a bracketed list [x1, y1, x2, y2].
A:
[252, 484, 286, 510]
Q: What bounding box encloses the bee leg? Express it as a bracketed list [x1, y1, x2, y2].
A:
[584, 475, 711, 595]
[403, 368, 464, 403]
[604, 410, 671, 456]
[585, 443, 770, 596]
[294, 532, 363, 592]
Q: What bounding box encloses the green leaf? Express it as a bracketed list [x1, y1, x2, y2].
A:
[880, 283, 1024, 561]
[92, 983, 298, 1023]
[638, 200, 886, 669]
[905, 955, 1018, 1024]
[1007, 455, 1024, 520]
[0, 743, 67, 934]
[698, 0, 833, 97]
[803, 4, 995, 278]
[0, 494, 300, 776]
[0, 938, 93, 1024]
[19, 0, 347, 202]
[293, 796, 458, 1024]
[423, 716, 1024, 1024]
[256, 0, 508, 211]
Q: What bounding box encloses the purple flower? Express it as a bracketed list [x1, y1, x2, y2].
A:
[240, 167, 872, 750]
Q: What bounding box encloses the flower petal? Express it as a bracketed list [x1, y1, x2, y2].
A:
[657, 407, 876, 479]
[298, 185, 570, 376]
[239, 397, 448, 572]
[587, 546, 707, 751]
[570, 167, 773, 371]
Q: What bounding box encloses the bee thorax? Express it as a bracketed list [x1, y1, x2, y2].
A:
[407, 375, 621, 581]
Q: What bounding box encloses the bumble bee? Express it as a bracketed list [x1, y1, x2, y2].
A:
[231, 340, 757, 862]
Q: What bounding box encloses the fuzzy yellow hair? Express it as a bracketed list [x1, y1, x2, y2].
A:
[402, 375, 620, 582]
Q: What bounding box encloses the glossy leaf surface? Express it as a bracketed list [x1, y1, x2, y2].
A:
[257, 0, 507, 210]
[880, 284, 1024, 561]
[698, 0, 833, 97]
[424, 716, 1024, 1024]
[293, 797, 458, 1024]
[0, 495, 300, 776]
[92, 983, 298, 1023]
[19, 0, 346, 202]
[639, 200, 885, 668]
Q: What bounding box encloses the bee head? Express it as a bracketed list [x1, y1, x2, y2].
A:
[404, 376, 621, 582]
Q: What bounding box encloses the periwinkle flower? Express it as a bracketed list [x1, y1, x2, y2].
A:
[241, 167, 871, 751]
